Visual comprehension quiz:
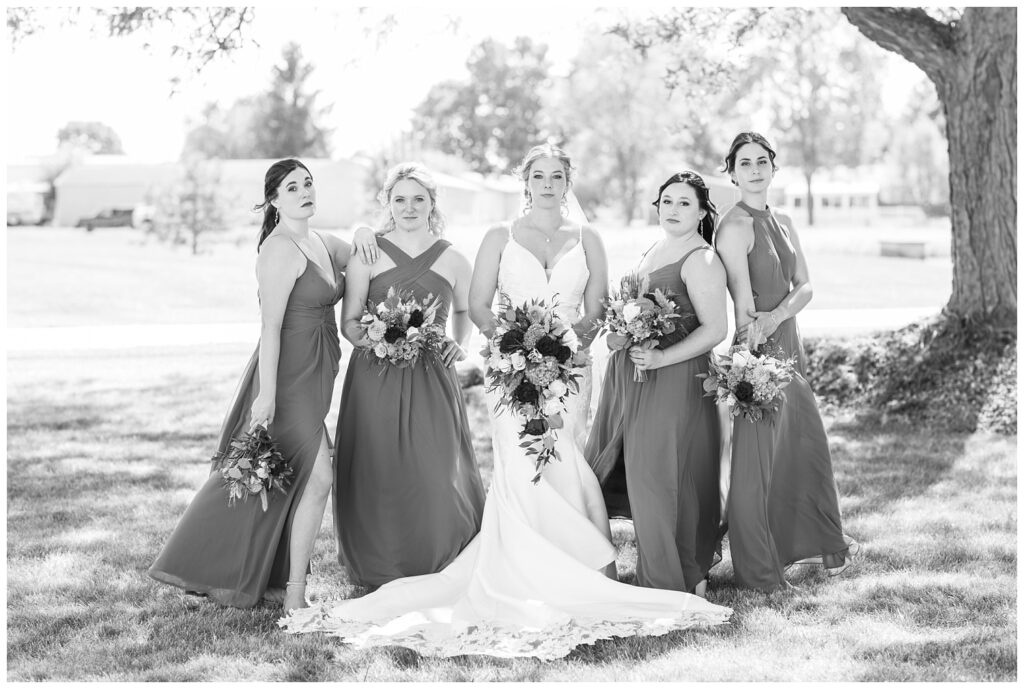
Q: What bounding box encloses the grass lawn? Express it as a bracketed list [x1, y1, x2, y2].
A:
[6, 344, 1016, 681]
[7, 223, 951, 327]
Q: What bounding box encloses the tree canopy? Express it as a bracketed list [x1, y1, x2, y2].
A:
[56, 121, 124, 155]
[413, 36, 551, 175]
[181, 43, 332, 160]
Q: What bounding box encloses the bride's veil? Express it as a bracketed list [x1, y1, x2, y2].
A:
[564, 190, 589, 227]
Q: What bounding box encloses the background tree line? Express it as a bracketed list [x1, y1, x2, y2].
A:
[11, 5, 1014, 327]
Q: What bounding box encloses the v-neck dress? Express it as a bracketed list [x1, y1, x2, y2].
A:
[333, 236, 485, 587]
[150, 231, 346, 607]
[585, 246, 722, 593]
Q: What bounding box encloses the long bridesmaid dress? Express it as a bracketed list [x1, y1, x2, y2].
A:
[723, 201, 855, 591]
[586, 247, 721, 593]
[333, 236, 485, 588]
[149, 232, 345, 608]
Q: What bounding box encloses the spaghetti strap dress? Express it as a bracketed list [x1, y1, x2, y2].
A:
[586, 246, 721, 593]
[149, 232, 345, 607]
[333, 236, 485, 588]
[724, 201, 856, 591]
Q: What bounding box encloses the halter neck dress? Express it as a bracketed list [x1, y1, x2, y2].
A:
[722, 201, 856, 591]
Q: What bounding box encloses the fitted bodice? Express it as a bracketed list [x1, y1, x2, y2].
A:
[368, 237, 454, 323]
[268, 233, 345, 334]
[639, 246, 709, 348]
[736, 201, 797, 313]
[497, 229, 590, 323]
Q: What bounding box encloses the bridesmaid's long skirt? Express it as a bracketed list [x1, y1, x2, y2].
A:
[334, 352, 485, 588]
[586, 349, 721, 593]
[149, 329, 339, 607]
[726, 319, 854, 591]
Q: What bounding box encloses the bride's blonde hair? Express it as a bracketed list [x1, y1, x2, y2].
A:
[512, 143, 576, 213]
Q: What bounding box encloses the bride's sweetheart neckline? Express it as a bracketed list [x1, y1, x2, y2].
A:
[506, 236, 584, 285]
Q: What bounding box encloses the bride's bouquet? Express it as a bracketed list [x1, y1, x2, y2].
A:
[698, 344, 796, 423]
[597, 271, 682, 381]
[212, 426, 294, 511]
[359, 286, 447, 368]
[481, 294, 591, 484]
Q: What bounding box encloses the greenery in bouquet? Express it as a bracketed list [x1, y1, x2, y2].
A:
[211, 426, 293, 511]
[699, 343, 796, 423]
[597, 270, 682, 381]
[360, 286, 447, 368]
[481, 294, 591, 484]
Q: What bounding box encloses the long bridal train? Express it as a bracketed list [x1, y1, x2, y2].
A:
[280, 423, 731, 659]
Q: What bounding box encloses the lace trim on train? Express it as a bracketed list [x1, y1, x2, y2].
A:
[279, 604, 732, 661]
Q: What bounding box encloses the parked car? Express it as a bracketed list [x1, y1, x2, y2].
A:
[76, 208, 134, 231]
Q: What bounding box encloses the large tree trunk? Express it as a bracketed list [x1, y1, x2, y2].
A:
[842, 7, 1016, 326]
[804, 170, 815, 227]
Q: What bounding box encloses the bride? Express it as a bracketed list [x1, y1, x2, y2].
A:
[279, 144, 731, 660]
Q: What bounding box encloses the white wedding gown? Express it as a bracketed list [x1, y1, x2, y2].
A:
[279, 228, 732, 660]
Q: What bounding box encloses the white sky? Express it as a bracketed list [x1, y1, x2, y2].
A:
[5, 3, 925, 163]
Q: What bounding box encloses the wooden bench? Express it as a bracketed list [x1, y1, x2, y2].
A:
[880, 240, 927, 259]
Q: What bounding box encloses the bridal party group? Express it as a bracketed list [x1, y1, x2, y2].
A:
[148, 131, 857, 660]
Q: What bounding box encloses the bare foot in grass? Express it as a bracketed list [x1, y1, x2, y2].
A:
[263, 587, 285, 604]
[283, 582, 309, 614]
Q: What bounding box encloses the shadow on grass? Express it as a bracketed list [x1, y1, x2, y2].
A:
[6, 346, 1017, 680]
[826, 418, 966, 519]
[857, 631, 1017, 681]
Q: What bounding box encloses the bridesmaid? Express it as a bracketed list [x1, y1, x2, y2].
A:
[585, 171, 727, 597]
[149, 158, 378, 613]
[333, 162, 485, 588]
[715, 131, 856, 591]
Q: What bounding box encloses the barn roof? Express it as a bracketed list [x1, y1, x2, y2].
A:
[53, 156, 367, 188]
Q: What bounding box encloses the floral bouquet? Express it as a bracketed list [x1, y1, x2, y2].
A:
[211, 426, 294, 511]
[597, 271, 682, 381]
[360, 286, 447, 368]
[698, 344, 797, 423]
[481, 294, 591, 484]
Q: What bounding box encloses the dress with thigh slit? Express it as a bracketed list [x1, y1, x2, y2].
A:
[149, 232, 345, 608]
[586, 247, 722, 593]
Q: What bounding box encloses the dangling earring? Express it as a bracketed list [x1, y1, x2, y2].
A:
[523, 189, 532, 213]
[560, 194, 569, 216]
[274, 208, 280, 225]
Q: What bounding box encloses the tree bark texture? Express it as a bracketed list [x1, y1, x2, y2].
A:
[843, 7, 1016, 325]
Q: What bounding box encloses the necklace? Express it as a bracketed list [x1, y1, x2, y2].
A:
[529, 223, 561, 243]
